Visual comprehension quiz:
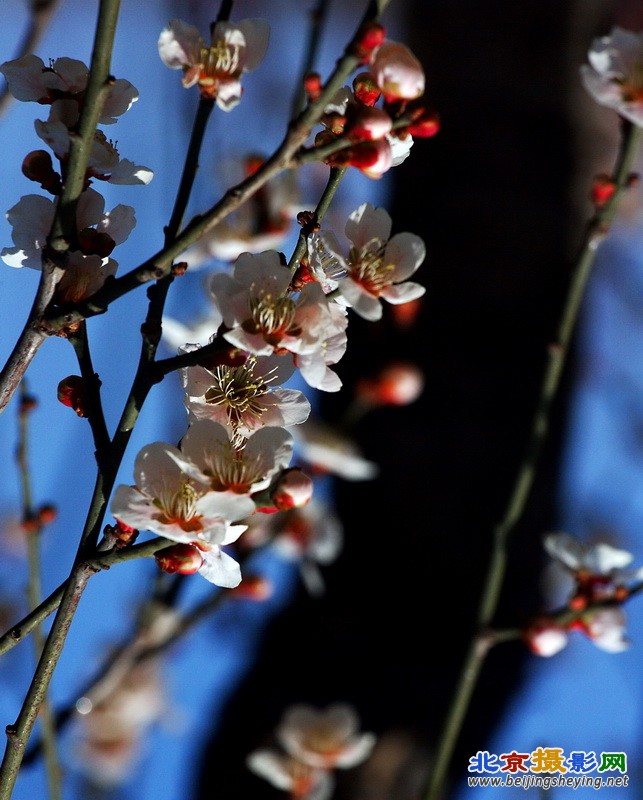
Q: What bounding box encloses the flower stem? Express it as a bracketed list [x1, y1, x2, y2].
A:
[423, 119, 643, 800]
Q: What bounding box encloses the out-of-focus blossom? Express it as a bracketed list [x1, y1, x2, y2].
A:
[523, 621, 569, 657]
[356, 362, 425, 406]
[182, 157, 299, 266]
[544, 532, 643, 585]
[2, 188, 135, 303]
[183, 354, 311, 439]
[313, 203, 425, 321]
[270, 467, 314, 511]
[158, 18, 269, 110]
[368, 40, 425, 101]
[580, 27, 643, 126]
[111, 442, 254, 587]
[0, 55, 138, 124]
[292, 419, 378, 481]
[247, 749, 334, 800]
[72, 660, 165, 787]
[277, 703, 376, 770]
[273, 502, 343, 596]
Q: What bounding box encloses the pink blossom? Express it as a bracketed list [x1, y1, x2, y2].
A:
[369, 41, 425, 101]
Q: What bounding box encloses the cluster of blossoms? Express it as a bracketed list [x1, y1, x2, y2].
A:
[0, 54, 152, 302]
[247, 703, 376, 800]
[523, 533, 643, 657]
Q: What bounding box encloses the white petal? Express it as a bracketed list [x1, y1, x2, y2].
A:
[101, 204, 136, 244]
[385, 232, 426, 281]
[198, 547, 241, 587]
[338, 277, 382, 321]
[380, 281, 426, 304]
[101, 79, 139, 124]
[345, 203, 391, 249]
[0, 54, 47, 101]
[107, 159, 154, 185]
[237, 19, 270, 72]
[158, 20, 202, 69]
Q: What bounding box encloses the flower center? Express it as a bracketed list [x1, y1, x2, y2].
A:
[247, 292, 299, 343]
[206, 444, 266, 494]
[153, 481, 203, 533]
[199, 40, 241, 83]
[349, 240, 395, 295]
[301, 726, 346, 762]
[203, 359, 272, 429]
[619, 62, 643, 102]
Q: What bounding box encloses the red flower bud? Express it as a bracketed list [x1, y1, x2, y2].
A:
[77, 227, 116, 257]
[155, 543, 204, 575]
[356, 362, 424, 406]
[353, 73, 381, 106]
[407, 111, 440, 138]
[22, 150, 61, 194]
[352, 22, 386, 62]
[271, 468, 314, 511]
[591, 174, 616, 208]
[57, 375, 88, 418]
[37, 504, 57, 526]
[304, 72, 323, 102]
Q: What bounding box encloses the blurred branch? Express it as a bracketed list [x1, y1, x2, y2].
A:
[16, 383, 62, 800]
[423, 119, 643, 800]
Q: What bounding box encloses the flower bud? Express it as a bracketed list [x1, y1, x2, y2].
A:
[352, 73, 381, 106]
[271, 468, 314, 511]
[345, 105, 392, 141]
[109, 519, 139, 547]
[352, 22, 386, 62]
[37, 504, 57, 526]
[155, 543, 204, 575]
[346, 139, 393, 178]
[407, 110, 440, 138]
[590, 174, 616, 208]
[304, 72, 323, 102]
[369, 41, 425, 101]
[522, 620, 568, 657]
[57, 375, 88, 418]
[357, 362, 424, 406]
[21, 150, 61, 194]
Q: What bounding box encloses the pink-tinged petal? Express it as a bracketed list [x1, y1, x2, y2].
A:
[587, 608, 630, 653]
[261, 389, 311, 428]
[237, 19, 270, 72]
[234, 249, 290, 292]
[380, 281, 426, 304]
[198, 547, 242, 587]
[110, 484, 157, 531]
[106, 159, 154, 185]
[0, 54, 47, 101]
[525, 626, 568, 657]
[34, 118, 70, 158]
[100, 204, 136, 244]
[6, 194, 54, 250]
[100, 79, 139, 124]
[385, 232, 425, 281]
[46, 58, 88, 93]
[370, 41, 425, 100]
[337, 277, 382, 321]
[215, 79, 243, 111]
[298, 353, 343, 392]
[158, 20, 202, 69]
[183, 363, 217, 396]
[345, 202, 391, 248]
[57, 253, 110, 303]
[246, 751, 293, 791]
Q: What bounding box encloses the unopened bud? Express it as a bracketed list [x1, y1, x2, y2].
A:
[110, 519, 139, 547]
[591, 174, 616, 208]
[304, 72, 323, 102]
[353, 73, 381, 106]
[407, 110, 440, 138]
[345, 104, 392, 141]
[352, 22, 386, 62]
[22, 150, 61, 194]
[271, 468, 314, 511]
[171, 261, 189, 276]
[346, 139, 392, 178]
[77, 227, 115, 257]
[229, 575, 273, 600]
[37, 504, 57, 526]
[57, 375, 88, 418]
[19, 393, 38, 415]
[155, 543, 204, 575]
[356, 362, 424, 406]
[522, 619, 568, 657]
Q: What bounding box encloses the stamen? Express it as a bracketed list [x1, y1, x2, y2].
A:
[203, 358, 275, 429]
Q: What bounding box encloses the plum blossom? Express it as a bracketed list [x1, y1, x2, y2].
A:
[247, 750, 334, 800]
[581, 27, 643, 126]
[111, 443, 255, 587]
[210, 250, 348, 390]
[2, 188, 135, 302]
[183, 354, 311, 439]
[158, 18, 269, 110]
[292, 419, 378, 481]
[314, 202, 426, 321]
[277, 704, 376, 770]
[0, 55, 138, 124]
[525, 608, 630, 656]
[543, 532, 643, 587]
[170, 419, 294, 496]
[35, 112, 153, 185]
